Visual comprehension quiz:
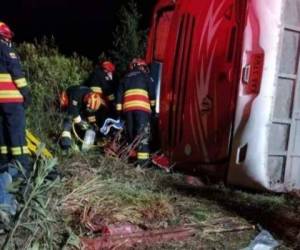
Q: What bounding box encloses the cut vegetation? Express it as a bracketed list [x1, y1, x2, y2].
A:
[0, 151, 298, 249]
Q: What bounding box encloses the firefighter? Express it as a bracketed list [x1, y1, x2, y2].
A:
[83, 60, 116, 115]
[0, 22, 31, 220]
[116, 58, 156, 165]
[0, 22, 31, 175]
[59, 85, 105, 150]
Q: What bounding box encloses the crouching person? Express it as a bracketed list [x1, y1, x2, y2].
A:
[59, 85, 107, 150]
[0, 22, 31, 220]
[116, 58, 156, 166]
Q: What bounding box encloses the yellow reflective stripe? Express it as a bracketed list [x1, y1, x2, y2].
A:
[62, 131, 72, 138]
[137, 152, 150, 160]
[73, 116, 82, 124]
[11, 147, 22, 155]
[22, 146, 30, 154]
[14, 78, 28, 88]
[91, 87, 102, 93]
[0, 74, 12, 81]
[116, 104, 122, 111]
[124, 89, 148, 97]
[150, 100, 156, 106]
[88, 116, 96, 123]
[0, 90, 22, 98]
[108, 94, 115, 101]
[123, 101, 151, 109]
[0, 146, 8, 154]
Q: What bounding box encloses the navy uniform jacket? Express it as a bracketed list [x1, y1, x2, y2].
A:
[0, 39, 28, 103]
[116, 69, 156, 113]
[83, 67, 116, 103]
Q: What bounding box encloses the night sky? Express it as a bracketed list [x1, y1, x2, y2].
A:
[0, 0, 156, 60]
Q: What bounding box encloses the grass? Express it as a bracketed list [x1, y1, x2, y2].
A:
[53, 153, 285, 249]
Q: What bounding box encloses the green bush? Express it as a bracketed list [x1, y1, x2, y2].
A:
[16, 39, 92, 144]
[110, 0, 147, 76]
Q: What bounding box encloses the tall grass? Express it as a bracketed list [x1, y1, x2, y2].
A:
[3, 156, 60, 250]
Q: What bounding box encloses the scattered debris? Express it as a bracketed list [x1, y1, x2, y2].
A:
[80, 225, 197, 250]
[242, 228, 279, 250]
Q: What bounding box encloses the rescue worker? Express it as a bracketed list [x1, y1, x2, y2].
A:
[0, 22, 31, 220]
[0, 22, 31, 175]
[116, 58, 156, 165]
[83, 60, 116, 115]
[59, 85, 105, 150]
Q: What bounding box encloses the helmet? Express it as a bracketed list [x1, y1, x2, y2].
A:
[0, 22, 14, 41]
[129, 58, 148, 72]
[101, 61, 115, 73]
[84, 92, 102, 111]
[59, 90, 69, 109]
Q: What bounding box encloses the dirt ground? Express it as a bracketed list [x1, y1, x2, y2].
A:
[1, 153, 299, 249]
[57, 154, 298, 250]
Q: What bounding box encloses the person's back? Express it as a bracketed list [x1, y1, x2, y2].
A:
[119, 69, 153, 113]
[116, 58, 156, 166]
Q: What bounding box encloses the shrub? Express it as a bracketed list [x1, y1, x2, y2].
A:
[110, 0, 147, 76]
[16, 38, 92, 144]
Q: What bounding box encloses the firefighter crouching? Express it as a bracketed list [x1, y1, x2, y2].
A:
[59, 85, 106, 150]
[83, 60, 117, 117]
[116, 58, 155, 166]
[0, 22, 31, 218]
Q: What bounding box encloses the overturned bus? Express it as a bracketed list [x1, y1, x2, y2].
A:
[146, 0, 300, 192]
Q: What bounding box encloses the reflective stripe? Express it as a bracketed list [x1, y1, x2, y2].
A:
[150, 100, 156, 106]
[91, 87, 102, 93]
[124, 89, 148, 98]
[11, 147, 22, 155]
[73, 116, 82, 124]
[62, 131, 72, 138]
[0, 90, 23, 98]
[116, 104, 122, 111]
[108, 94, 115, 101]
[137, 152, 150, 160]
[22, 146, 30, 154]
[11, 146, 29, 155]
[14, 78, 28, 88]
[0, 146, 8, 154]
[0, 74, 12, 81]
[123, 101, 151, 111]
[88, 116, 96, 123]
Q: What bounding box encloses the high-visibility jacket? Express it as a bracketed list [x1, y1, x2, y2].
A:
[116, 69, 156, 113]
[83, 67, 116, 103]
[0, 39, 28, 103]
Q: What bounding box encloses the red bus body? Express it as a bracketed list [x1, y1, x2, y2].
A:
[147, 0, 249, 177]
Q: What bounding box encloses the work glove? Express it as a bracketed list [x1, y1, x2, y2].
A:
[19, 87, 32, 109]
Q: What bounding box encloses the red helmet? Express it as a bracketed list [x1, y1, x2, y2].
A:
[84, 92, 102, 111]
[101, 61, 115, 73]
[130, 58, 147, 68]
[59, 90, 69, 109]
[0, 22, 14, 41]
